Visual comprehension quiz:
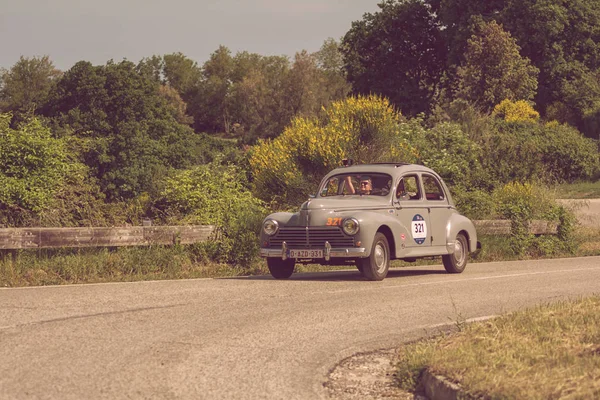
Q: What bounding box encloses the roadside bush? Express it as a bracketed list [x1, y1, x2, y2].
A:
[159, 160, 266, 266]
[481, 120, 599, 186]
[249, 95, 417, 207]
[492, 182, 574, 256]
[538, 122, 600, 182]
[0, 113, 104, 227]
[453, 188, 495, 220]
[492, 99, 540, 123]
[409, 121, 487, 188]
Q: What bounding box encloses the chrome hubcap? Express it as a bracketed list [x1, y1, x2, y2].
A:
[454, 239, 465, 265]
[374, 243, 387, 273]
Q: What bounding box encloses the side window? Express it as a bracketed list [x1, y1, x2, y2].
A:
[423, 175, 445, 201]
[396, 175, 421, 201]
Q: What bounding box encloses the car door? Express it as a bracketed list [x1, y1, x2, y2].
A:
[394, 174, 431, 249]
[422, 173, 453, 249]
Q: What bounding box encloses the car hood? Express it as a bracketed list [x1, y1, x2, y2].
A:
[302, 196, 391, 211]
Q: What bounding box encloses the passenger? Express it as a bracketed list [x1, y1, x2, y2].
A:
[396, 178, 410, 200]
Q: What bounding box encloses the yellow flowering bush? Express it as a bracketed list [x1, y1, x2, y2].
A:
[249, 95, 417, 206]
[492, 99, 540, 123]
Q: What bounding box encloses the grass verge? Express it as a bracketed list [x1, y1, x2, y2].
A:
[555, 181, 600, 199]
[0, 246, 269, 287]
[395, 296, 600, 399]
[1, 226, 598, 287]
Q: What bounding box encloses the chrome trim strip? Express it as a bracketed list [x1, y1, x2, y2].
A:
[260, 247, 367, 258]
[281, 241, 288, 260]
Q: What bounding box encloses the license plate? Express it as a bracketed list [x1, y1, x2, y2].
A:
[289, 249, 323, 259]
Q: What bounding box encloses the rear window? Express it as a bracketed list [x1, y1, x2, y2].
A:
[423, 174, 445, 201]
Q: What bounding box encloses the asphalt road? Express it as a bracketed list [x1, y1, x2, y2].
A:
[1, 257, 600, 400]
[559, 198, 600, 229]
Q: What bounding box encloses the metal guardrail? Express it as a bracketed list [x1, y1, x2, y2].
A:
[0, 226, 216, 250]
[0, 220, 556, 251]
[474, 220, 558, 235]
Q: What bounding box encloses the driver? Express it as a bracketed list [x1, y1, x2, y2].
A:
[344, 175, 373, 195]
[359, 176, 372, 195]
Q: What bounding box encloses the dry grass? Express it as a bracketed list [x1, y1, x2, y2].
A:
[575, 227, 600, 256]
[395, 297, 600, 399]
[0, 246, 269, 287]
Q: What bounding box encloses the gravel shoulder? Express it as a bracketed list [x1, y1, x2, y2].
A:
[324, 348, 424, 400]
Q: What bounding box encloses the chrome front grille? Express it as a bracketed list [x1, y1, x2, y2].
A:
[269, 227, 354, 249]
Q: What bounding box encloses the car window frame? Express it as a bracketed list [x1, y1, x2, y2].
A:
[395, 173, 422, 202]
[421, 173, 447, 202]
[318, 172, 393, 197]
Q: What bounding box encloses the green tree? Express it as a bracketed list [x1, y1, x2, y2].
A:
[0, 56, 61, 121]
[0, 113, 92, 226]
[228, 53, 292, 140]
[428, 0, 600, 135]
[44, 60, 201, 200]
[341, 0, 447, 116]
[162, 52, 202, 95]
[455, 20, 539, 112]
[189, 46, 235, 133]
[315, 38, 351, 102]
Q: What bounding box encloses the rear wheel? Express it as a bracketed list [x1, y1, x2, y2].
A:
[358, 233, 390, 281]
[267, 258, 295, 279]
[442, 233, 468, 273]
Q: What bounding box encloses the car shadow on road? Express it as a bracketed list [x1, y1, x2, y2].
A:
[225, 268, 447, 282]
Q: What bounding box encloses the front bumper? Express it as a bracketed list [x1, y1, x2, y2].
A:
[260, 241, 366, 261]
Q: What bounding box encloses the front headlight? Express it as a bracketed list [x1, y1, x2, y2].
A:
[263, 219, 279, 236]
[342, 218, 360, 235]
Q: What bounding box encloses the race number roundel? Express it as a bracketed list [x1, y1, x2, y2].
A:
[411, 214, 427, 245]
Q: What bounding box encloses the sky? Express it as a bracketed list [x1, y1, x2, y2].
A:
[0, 0, 381, 71]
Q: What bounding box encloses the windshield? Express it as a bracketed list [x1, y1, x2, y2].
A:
[319, 173, 392, 197]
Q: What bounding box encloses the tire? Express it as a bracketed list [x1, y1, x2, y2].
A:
[442, 233, 468, 273]
[267, 258, 295, 279]
[358, 233, 390, 281]
[356, 263, 364, 275]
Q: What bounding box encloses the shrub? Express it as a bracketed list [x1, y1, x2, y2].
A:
[409, 121, 487, 188]
[492, 182, 574, 256]
[492, 99, 540, 123]
[0, 113, 103, 226]
[249, 95, 417, 207]
[159, 160, 267, 266]
[453, 188, 495, 220]
[538, 123, 600, 182]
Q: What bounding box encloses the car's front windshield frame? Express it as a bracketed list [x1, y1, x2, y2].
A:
[318, 173, 393, 197]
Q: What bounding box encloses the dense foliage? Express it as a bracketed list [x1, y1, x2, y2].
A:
[249, 95, 416, 206]
[341, 0, 600, 138]
[1, 5, 599, 268]
[159, 161, 266, 265]
[0, 113, 94, 226]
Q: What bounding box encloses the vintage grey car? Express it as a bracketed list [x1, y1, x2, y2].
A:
[260, 163, 479, 281]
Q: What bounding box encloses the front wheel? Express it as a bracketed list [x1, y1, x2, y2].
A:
[358, 233, 390, 281]
[442, 233, 468, 273]
[267, 258, 295, 279]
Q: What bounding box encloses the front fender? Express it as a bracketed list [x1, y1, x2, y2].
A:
[260, 212, 296, 243]
[353, 211, 404, 258]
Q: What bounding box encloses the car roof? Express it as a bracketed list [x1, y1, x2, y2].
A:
[324, 163, 438, 178]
